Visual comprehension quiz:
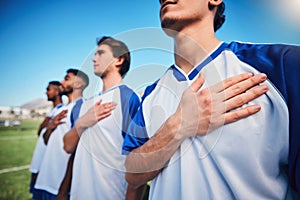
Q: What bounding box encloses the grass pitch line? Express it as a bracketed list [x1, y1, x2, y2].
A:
[0, 165, 30, 174]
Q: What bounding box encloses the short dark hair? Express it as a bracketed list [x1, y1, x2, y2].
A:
[210, 2, 226, 32]
[48, 81, 62, 97]
[66, 68, 89, 88]
[48, 81, 61, 87]
[96, 36, 130, 78]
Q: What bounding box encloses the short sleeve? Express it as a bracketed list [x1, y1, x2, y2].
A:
[122, 105, 149, 155]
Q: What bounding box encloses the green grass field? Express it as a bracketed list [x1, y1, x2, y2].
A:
[0, 119, 40, 200]
[0, 119, 150, 200]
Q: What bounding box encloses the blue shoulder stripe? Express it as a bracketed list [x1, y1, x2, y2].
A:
[70, 98, 83, 128]
[122, 82, 160, 154]
[122, 105, 149, 155]
[119, 85, 141, 140]
[141, 80, 158, 102]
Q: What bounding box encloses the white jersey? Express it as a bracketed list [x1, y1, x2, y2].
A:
[35, 98, 83, 195]
[122, 42, 300, 199]
[29, 103, 64, 173]
[70, 85, 140, 200]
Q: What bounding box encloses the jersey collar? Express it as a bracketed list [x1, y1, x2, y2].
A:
[171, 42, 228, 81]
[98, 84, 124, 96]
[55, 103, 64, 109]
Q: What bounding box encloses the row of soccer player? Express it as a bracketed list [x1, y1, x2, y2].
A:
[30, 0, 300, 199]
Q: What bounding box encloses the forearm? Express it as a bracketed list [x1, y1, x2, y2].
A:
[43, 128, 54, 145]
[63, 120, 85, 153]
[57, 154, 74, 197]
[125, 114, 185, 188]
[37, 117, 51, 136]
[43, 119, 58, 145]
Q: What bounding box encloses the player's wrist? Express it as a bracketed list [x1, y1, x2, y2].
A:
[167, 113, 187, 141]
[74, 119, 86, 135]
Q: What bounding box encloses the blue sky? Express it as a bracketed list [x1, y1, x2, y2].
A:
[0, 0, 299, 107]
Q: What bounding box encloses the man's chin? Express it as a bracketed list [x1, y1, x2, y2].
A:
[162, 18, 175, 28]
[95, 72, 106, 79]
[94, 71, 104, 78]
[161, 19, 180, 36]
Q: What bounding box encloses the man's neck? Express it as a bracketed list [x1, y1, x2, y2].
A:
[67, 90, 83, 104]
[102, 73, 123, 93]
[173, 21, 221, 74]
[52, 98, 63, 108]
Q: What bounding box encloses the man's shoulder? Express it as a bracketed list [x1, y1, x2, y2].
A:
[84, 94, 98, 102]
[227, 41, 300, 56]
[226, 41, 300, 72]
[227, 41, 300, 102]
[49, 104, 66, 116]
[118, 84, 141, 104]
[80, 95, 99, 109]
[139, 67, 174, 102]
[119, 84, 136, 94]
[64, 101, 77, 112]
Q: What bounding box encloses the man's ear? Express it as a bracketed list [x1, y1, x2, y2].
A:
[115, 57, 125, 68]
[209, 0, 222, 7]
[74, 78, 84, 89]
[55, 87, 60, 96]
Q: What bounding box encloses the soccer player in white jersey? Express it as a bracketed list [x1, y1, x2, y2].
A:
[123, 0, 300, 199]
[63, 36, 140, 200]
[34, 69, 89, 200]
[29, 81, 64, 200]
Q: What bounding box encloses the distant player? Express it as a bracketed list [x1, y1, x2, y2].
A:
[63, 36, 140, 200]
[34, 69, 89, 200]
[29, 81, 64, 200]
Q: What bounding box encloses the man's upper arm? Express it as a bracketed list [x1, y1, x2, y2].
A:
[284, 45, 300, 194]
[121, 81, 159, 155]
[122, 104, 149, 155]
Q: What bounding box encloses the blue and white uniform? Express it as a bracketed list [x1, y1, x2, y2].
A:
[123, 42, 300, 199]
[29, 103, 64, 174]
[29, 103, 64, 199]
[70, 85, 140, 200]
[35, 98, 84, 196]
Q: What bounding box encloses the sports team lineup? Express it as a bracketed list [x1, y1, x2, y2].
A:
[2, 0, 299, 200]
